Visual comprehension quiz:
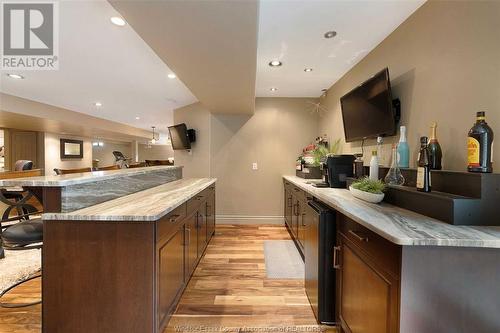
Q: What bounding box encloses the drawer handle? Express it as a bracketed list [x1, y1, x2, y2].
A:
[169, 214, 181, 223]
[287, 196, 293, 208]
[333, 246, 341, 269]
[294, 188, 301, 192]
[348, 230, 369, 242]
[206, 204, 212, 217]
[195, 195, 204, 201]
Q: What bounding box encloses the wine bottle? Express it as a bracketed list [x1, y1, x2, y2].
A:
[416, 136, 431, 192]
[397, 126, 410, 168]
[468, 111, 494, 173]
[369, 150, 379, 181]
[428, 122, 443, 170]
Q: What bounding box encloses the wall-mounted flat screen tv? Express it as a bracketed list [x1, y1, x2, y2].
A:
[340, 68, 396, 142]
[168, 123, 191, 150]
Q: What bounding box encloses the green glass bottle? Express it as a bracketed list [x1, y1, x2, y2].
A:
[428, 122, 442, 170]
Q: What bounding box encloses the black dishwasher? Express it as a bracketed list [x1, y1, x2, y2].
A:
[304, 199, 336, 325]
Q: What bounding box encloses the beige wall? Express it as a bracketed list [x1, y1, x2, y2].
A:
[173, 102, 212, 178]
[92, 141, 132, 168]
[174, 98, 319, 222]
[138, 144, 174, 162]
[44, 133, 92, 175]
[320, 0, 500, 171]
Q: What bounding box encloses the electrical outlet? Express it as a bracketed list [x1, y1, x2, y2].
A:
[252, 162, 258, 170]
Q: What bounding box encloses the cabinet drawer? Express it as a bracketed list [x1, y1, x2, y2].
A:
[187, 186, 215, 215]
[292, 186, 307, 201]
[157, 203, 187, 244]
[338, 214, 401, 277]
[284, 180, 293, 193]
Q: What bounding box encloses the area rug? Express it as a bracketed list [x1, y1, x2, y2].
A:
[263, 240, 304, 279]
[0, 248, 41, 295]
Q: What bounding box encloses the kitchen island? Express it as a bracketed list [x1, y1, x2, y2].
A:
[42, 178, 216, 333]
[284, 175, 500, 333]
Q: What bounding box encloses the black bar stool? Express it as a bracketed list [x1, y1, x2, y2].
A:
[0, 200, 42, 308]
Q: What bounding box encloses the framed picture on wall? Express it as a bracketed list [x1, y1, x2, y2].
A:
[60, 139, 83, 159]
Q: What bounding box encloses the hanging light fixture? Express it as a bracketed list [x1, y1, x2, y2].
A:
[150, 126, 157, 144]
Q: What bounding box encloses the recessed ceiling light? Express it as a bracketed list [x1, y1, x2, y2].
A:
[304, 68, 313, 72]
[270, 87, 278, 92]
[268, 60, 282, 67]
[135, 116, 140, 120]
[110, 16, 126, 26]
[324, 31, 337, 39]
[94, 102, 103, 107]
[7, 73, 24, 79]
[167, 73, 176, 79]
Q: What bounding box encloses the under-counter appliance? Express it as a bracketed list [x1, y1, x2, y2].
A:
[304, 199, 336, 324]
[314, 155, 355, 188]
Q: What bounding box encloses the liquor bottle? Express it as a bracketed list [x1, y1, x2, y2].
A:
[468, 111, 494, 173]
[397, 126, 410, 168]
[369, 150, 379, 181]
[428, 122, 443, 170]
[416, 137, 431, 192]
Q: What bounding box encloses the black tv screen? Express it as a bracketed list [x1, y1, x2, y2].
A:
[340, 68, 396, 142]
[168, 123, 191, 150]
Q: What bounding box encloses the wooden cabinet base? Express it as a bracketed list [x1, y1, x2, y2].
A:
[43, 187, 216, 333]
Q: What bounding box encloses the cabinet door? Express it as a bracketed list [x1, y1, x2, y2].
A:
[158, 226, 185, 328]
[337, 234, 399, 333]
[197, 210, 208, 257]
[206, 194, 216, 239]
[185, 212, 198, 277]
[284, 189, 292, 229]
[297, 200, 306, 250]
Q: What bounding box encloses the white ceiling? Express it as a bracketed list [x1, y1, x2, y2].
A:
[0, 0, 427, 136]
[256, 0, 426, 97]
[0, 0, 197, 139]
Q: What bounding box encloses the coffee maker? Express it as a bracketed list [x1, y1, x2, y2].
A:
[314, 155, 355, 188]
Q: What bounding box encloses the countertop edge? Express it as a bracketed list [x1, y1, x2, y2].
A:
[0, 166, 183, 187]
[283, 175, 500, 249]
[42, 178, 216, 222]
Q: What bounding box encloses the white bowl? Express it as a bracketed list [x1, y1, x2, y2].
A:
[349, 186, 385, 204]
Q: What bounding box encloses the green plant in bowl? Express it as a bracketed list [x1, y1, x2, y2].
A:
[351, 177, 386, 194]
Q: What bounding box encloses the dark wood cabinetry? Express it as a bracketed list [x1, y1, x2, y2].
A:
[185, 211, 199, 277]
[283, 180, 308, 256]
[43, 185, 216, 333]
[157, 225, 185, 329]
[336, 215, 401, 333]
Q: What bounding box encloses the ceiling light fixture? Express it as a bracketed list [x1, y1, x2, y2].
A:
[94, 102, 102, 107]
[150, 126, 157, 144]
[135, 116, 140, 120]
[7, 73, 24, 79]
[270, 87, 278, 92]
[304, 68, 313, 72]
[110, 16, 126, 26]
[167, 73, 176, 79]
[268, 60, 282, 67]
[324, 31, 337, 39]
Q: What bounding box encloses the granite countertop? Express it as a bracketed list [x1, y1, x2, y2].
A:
[43, 178, 216, 222]
[284, 175, 500, 248]
[0, 166, 182, 187]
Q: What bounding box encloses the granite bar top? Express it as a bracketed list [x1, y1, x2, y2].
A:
[284, 175, 500, 248]
[0, 166, 182, 187]
[43, 178, 216, 222]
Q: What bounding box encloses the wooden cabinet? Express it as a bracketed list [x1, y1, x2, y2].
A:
[283, 180, 308, 256]
[336, 215, 401, 333]
[157, 225, 185, 329]
[197, 210, 207, 257]
[185, 211, 198, 277]
[284, 182, 294, 231]
[206, 191, 216, 238]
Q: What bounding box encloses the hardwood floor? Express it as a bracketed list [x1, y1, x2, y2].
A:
[0, 224, 337, 333]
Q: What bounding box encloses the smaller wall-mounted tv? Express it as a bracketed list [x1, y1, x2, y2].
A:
[340, 68, 396, 142]
[168, 123, 193, 150]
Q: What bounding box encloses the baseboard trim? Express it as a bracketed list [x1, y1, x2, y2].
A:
[216, 215, 285, 225]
